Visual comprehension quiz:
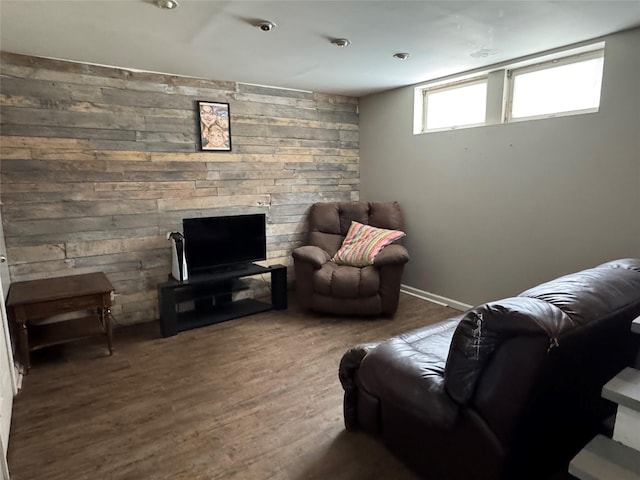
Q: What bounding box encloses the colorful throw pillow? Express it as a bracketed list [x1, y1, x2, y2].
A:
[332, 221, 405, 267]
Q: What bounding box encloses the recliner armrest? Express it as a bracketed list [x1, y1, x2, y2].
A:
[292, 245, 331, 269]
[373, 244, 409, 267]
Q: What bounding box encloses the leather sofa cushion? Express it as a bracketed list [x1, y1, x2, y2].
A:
[598, 257, 640, 273]
[519, 259, 640, 325]
[356, 318, 462, 427]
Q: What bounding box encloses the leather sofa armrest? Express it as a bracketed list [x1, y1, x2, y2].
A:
[339, 342, 380, 391]
[373, 244, 409, 267]
[339, 342, 380, 430]
[357, 338, 460, 428]
[292, 245, 331, 269]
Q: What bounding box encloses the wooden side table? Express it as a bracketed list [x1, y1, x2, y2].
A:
[6, 272, 114, 372]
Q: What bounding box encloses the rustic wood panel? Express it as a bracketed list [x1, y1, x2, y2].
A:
[0, 51, 359, 326]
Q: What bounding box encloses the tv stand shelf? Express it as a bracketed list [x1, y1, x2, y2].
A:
[157, 263, 287, 337]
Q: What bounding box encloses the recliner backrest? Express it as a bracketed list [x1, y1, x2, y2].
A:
[307, 201, 404, 257]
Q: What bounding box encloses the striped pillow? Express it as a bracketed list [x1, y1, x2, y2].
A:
[332, 221, 405, 267]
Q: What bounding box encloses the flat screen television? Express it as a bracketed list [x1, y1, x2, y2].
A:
[183, 214, 266, 275]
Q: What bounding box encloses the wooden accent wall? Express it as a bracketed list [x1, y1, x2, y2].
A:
[0, 52, 359, 325]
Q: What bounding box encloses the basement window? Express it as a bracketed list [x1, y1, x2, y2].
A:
[506, 50, 604, 121]
[422, 78, 488, 132]
[414, 42, 605, 134]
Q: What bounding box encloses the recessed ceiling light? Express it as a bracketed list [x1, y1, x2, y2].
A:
[156, 0, 178, 9]
[256, 20, 277, 32]
[331, 38, 351, 47]
[393, 53, 410, 60]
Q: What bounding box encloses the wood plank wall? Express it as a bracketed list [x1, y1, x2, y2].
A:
[0, 52, 359, 326]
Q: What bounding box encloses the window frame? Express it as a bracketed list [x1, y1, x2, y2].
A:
[421, 76, 488, 133]
[413, 42, 605, 135]
[504, 49, 605, 123]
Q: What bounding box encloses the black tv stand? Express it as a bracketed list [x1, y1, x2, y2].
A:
[157, 263, 287, 337]
[201, 263, 251, 275]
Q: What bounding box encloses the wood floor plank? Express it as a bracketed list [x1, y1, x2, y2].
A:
[7, 294, 458, 480]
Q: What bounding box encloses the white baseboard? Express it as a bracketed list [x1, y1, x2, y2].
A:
[400, 285, 473, 312]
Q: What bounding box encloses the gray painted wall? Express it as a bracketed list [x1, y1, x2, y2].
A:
[359, 27, 640, 306]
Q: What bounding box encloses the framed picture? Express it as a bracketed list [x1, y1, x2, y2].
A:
[197, 101, 231, 151]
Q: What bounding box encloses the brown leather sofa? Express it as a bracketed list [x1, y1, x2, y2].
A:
[339, 258, 640, 480]
[292, 201, 408, 316]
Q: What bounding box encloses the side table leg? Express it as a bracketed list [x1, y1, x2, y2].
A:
[19, 322, 30, 373]
[13, 307, 31, 373]
[100, 305, 113, 356]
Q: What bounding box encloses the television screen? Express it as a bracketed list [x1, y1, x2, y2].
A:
[183, 214, 266, 274]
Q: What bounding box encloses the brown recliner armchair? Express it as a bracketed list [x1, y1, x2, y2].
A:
[292, 201, 409, 316]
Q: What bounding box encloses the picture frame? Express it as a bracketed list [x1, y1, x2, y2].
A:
[197, 101, 231, 151]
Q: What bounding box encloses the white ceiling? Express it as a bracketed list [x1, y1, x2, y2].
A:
[1, 1, 640, 97]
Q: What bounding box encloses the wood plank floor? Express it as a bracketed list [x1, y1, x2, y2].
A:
[7, 294, 458, 480]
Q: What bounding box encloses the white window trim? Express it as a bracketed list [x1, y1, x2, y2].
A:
[504, 49, 604, 123]
[505, 105, 601, 124]
[413, 41, 605, 135]
[421, 76, 488, 133]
